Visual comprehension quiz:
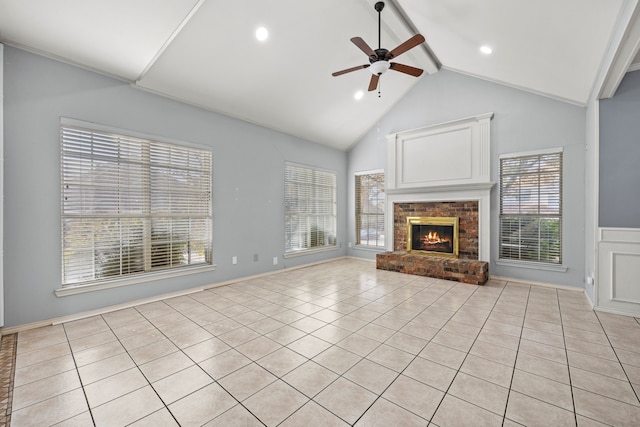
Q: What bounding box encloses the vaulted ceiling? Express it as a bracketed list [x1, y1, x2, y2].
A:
[1, 0, 639, 150]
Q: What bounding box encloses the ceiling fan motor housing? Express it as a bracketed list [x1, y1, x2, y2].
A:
[371, 48, 390, 62]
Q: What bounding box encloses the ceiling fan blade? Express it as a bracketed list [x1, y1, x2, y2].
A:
[332, 64, 370, 77]
[368, 74, 380, 92]
[386, 34, 426, 59]
[390, 62, 424, 77]
[351, 37, 376, 57]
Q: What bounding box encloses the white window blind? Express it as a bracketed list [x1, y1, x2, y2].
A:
[285, 163, 337, 254]
[499, 151, 562, 264]
[355, 172, 385, 247]
[61, 123, 212, 286]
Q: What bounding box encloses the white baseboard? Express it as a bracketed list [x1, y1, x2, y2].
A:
[346, 256, 376, 263]
[594, 306, 640, 318]
[489, 275, 583, 292]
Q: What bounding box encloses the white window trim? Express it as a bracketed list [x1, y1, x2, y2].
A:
[284, 162, 338, 256]
[355, 169, 386, 249]
[60, 118, 213, 290]
[499, 146, 564, 159]
[55, 263, 217, 297]
[283, 245, 340, 259]
[495, 259, 568, 272]
[498, 147, 564, 267]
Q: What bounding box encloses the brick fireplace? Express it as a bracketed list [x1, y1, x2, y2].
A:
[376, 113, 495, 284]
[396, 202, 477, 258]
[377, 200, 488, 284]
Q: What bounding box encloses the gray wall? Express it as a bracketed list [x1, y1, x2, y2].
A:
[599, 70, 640, 228]
[348, 69, 587, 288]
[3, 46, 347, 327]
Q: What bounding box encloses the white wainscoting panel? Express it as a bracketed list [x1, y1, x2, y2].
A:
[597, 228, 640, 317]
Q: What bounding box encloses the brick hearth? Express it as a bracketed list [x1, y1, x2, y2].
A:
[376, 252, 489, 285]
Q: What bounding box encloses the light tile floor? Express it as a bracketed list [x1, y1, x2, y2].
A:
[9, 258, 640, 426]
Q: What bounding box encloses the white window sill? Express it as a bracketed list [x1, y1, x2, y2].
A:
[55, 264, 217, 297]
[495, 259, 568, 273]
[284, 245, 339, 259]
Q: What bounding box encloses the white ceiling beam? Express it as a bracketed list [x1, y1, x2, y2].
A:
[598, 0, 640, 99]
[135, 0, 208, 83]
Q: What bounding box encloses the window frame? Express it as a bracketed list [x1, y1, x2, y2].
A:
[498, 148, 563, 266]
[284, 162, 338, 257]
[355, 170, 385, 249]
[58, 118, 214, 295]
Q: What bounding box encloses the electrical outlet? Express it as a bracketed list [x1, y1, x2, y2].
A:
[348, 242, 352, 248]
[232, 256, 237, 265]
[273, 256, 278, 265]
[253, 254, 259, 262]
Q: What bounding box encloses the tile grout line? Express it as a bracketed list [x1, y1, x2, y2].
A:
[500, 282, 531, 427]
[61, 323, 97, 426]
[130, 296, 267, 426]
[424, 279, 517, 425]
[347, 278, 460, 426]
[276, 275, 455, 425]
[557, 290, 582, 427]
[339, 277, 512, 425]
[421, 281, 501, 425]
[274, 277, 430, 425]
[512, 289, 595, 421]
[591, 311, 640, 406]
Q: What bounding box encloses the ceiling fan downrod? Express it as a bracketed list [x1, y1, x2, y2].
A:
[375, 2, 386, 98]
[375, 2, 384, 49]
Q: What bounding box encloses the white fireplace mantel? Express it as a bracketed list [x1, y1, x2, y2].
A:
[385, 113, 495, 262]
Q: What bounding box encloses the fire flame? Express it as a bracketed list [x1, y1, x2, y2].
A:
[422, 231, 450, 244]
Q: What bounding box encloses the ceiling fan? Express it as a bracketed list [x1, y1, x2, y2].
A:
[332, 1, 425, 93]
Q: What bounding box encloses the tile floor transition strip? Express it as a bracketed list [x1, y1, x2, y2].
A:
[0, 334, 17, 427]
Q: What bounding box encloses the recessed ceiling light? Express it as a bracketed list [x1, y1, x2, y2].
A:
[480, 45, 493, 54]
[354, 90, 364, 100]
[255, 27, 269, 41]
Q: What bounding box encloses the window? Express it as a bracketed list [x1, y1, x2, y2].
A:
[285, 163, 337, 255]
[61, 121, 212, 286]
[499, 150, 562, 264]
[355, 171, 385, 247]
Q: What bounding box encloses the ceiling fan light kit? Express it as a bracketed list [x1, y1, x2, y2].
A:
[370, 60, 390, 75]
[332, 1, 425, 95]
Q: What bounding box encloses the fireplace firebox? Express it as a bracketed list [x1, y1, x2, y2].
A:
[407, 217, 459, 258]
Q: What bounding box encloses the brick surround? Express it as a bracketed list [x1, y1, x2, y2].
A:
[394, 201, 479, 259]
[377, 200, 489, 285]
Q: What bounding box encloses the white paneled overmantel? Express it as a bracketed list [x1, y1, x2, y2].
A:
[385, 113, 495, 261]
[387, 113, 493, 191]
